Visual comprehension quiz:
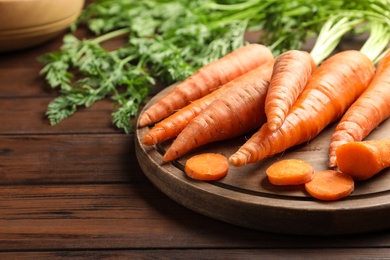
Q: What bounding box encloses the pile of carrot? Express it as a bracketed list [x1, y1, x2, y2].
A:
[138, 18, 390, 201]
[138, 44, 273, 127]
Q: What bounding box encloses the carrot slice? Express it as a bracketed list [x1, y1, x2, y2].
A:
[266, 159, 314, 185]
[305, 170, 354, 201]
[184, 153, 229, 181]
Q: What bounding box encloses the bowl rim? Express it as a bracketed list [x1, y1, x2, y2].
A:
[0, 11, 80, 37]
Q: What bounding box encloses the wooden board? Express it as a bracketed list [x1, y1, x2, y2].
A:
[135, 86, 390, 236]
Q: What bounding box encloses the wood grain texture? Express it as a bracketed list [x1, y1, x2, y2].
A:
[136, 86, 390, 236]
[2, 249, 390, 260]
[1, 0, 390, 257]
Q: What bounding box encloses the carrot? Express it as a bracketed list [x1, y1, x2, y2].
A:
[265, 50, 316, 131]
[184, 153, 229, 181]
[304, 170, 354, 201]
[328, 49, 390, 167]
[229, 50, 375, 167]
[138, 44, 274, 127]
[264, 15, 362, 132]
[141, 59, 275, 146]
[162, 75, 270, 162]
[336, 140, 390, 181]
[266, 159, 314, 186]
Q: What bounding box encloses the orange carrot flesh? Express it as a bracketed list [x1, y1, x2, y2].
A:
[265, 50, 316, 131]
[229, 50, 375, 167]
[304, 170, 354, 201]
[266, 159, 314, 185]
[336, 140, 390, 181]
[328, 50, 390, 167]
[162, 76, 269, 162]
[138, 44, 274, 127]
[141, 59, 275, 146]
[184, 153, 229, 181]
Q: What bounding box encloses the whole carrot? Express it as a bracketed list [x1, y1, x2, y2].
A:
[229, 50, 375, 167]
[336, 140, 390, 180]
[141, 59, 275, 146]
[328, 49, 390, 167]
[265, 50, 316, 131]
[138, 44, 274, 127]
[264, 15, 362, 132]
[162, 77, 269, 162]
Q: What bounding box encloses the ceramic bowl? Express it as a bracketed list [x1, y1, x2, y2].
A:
[0, 0, 85, 52]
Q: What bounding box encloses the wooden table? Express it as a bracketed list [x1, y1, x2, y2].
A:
[2, 5, 390, 260]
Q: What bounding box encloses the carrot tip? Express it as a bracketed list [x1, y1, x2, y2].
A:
[267, 121, 280, 132]
[328, 156, 337, 168]
[139, 115, 152, 128]
[141, 134, 155, 146]
[229, 152, 247, 167]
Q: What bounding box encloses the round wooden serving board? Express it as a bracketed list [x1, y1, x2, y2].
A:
[135, 86, 390, 236]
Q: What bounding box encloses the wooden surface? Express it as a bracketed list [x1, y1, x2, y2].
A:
[2, 1, 390, 259]
[136, 87, 390, 236]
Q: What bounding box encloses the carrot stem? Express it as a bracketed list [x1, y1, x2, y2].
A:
[310, 14, 363, 65]
[360, 21, 390, 63]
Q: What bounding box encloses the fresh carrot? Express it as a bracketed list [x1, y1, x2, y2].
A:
[265, 15, 362, 132]
[328, 49, 390, 167]
[265, 50, 316, 131]
[141, 59, 275, 146]
[304, 170, 354, 201]
[229, 50, 375, 167]
[266, 159, 314, 186]
[162, 76, 270, 162]
[336, 140, 390, 181]
[138, 44, 274, 127]
[184, 153, 229, 181]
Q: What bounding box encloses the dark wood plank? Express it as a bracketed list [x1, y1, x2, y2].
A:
[2, 249, 390, 260]
[2, 183, 390, 251]
[0, 97, 124, 134]
[0, 134, 137, 184]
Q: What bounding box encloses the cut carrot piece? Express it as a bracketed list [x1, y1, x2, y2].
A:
[305, 170, 354, 201]
[336, 140, 390, 181]
[328, 50, 390, 167]
[184, 153, 229, 181]
[266, 159, 314, 185]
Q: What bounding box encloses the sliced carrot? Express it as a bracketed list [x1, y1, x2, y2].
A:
[184, 153, 229, 181]
[162, 76, 269, 162]
[305, 170, 354, 201]
[141, 59, 274, 146]
[138, 44, 273, 127]
[265, 50, 316, 131]
[328, 50, 390, 167]
[266, 159, 314, 185]
[336, 140, 390, 181]
[229, 50, 375, 167]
